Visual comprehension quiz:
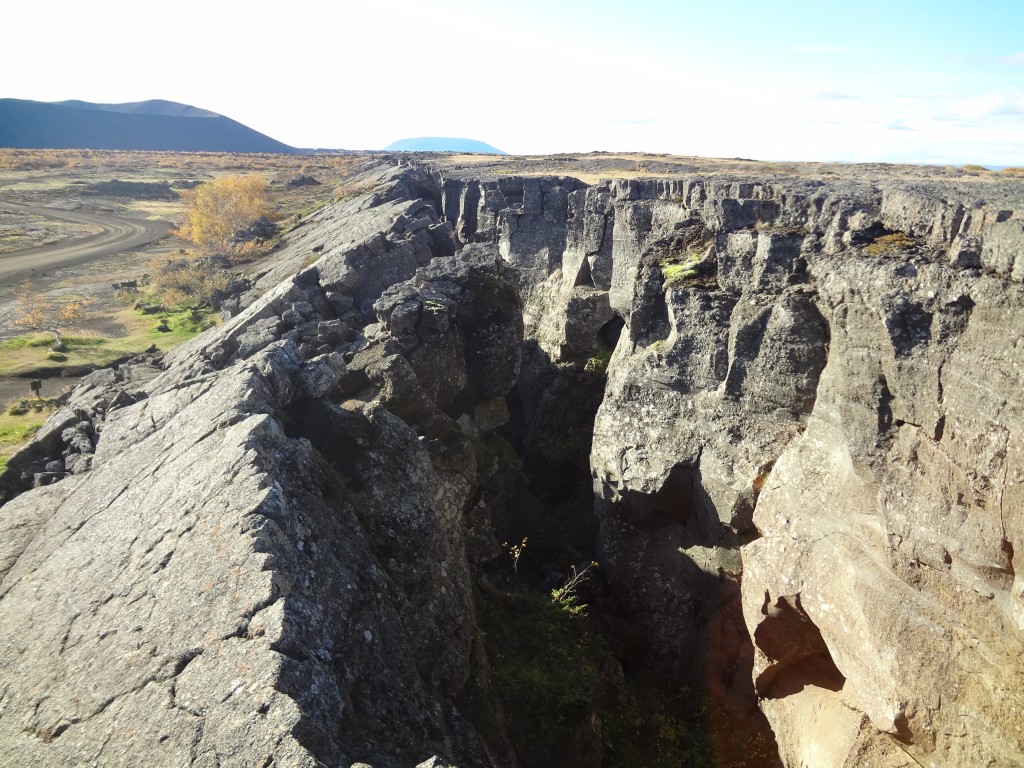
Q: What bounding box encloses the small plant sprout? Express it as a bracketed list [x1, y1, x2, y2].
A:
[502, 537, 528, 575]
[551, 561, 599, 617]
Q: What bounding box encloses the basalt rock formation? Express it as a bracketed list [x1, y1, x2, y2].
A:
[1, 157, 1022, 768]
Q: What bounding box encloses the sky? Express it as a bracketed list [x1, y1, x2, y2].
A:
[4, 0, 1024, 165]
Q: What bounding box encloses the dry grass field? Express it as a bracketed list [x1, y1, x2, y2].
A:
[0, 148, 373, 423]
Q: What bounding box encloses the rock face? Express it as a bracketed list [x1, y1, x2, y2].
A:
[0, 168, 519, 767]
[1, 158, 1022, 768]
[577, 178, 1022, 767]
[438, 168, 1024, 766]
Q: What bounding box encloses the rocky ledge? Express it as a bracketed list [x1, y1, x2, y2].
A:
[1, 157, 1021, 768]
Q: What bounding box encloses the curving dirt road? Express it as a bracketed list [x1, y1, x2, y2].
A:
[0, 201, 173, 287]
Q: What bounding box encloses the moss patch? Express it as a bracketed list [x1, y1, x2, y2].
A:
[864, 231, 920, 256]
[660, 249, 705, 288]
[584, 349, 613, 376]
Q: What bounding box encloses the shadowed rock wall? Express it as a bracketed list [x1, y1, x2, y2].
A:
[440, 168, 1024, 766]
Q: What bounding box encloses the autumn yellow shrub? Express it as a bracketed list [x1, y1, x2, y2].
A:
[176, 173, 270, 252]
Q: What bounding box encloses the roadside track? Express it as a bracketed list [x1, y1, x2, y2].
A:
[0, 200, 173, 287]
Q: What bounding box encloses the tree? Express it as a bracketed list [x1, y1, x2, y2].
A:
[14, 284, 89, 351]
[176, 173, 270, 252]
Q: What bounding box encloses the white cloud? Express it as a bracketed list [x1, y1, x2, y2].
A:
[954, 93, 1024, 118]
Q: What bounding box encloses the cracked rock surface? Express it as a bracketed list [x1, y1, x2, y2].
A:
[0, 166, 518, 768]
[1, 156, 1022, 767]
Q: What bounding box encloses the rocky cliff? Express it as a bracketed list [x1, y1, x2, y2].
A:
[1, 157, 1021, 767]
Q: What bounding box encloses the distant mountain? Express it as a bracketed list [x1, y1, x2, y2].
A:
[0, 98, 299, 154]
[53, 99, 222, 119]
[384, 137, 506, 155]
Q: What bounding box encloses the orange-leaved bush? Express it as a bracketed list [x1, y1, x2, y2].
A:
[176, 173, 269, 252]
[14, 284, 89, 351]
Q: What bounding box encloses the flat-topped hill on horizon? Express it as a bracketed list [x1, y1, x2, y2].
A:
[383, 136, 506, 154]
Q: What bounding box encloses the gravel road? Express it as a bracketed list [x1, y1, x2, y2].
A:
[0, 200, 172, 287]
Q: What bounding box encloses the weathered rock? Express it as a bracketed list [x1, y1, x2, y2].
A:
[537, 173, 1024, 767]
[0, 168, 524, 768]
[431, 162, 1024, 766]
[231, 214, 279, 246]
[2, 157, 1022, 768]
[287, 174, 322, 188]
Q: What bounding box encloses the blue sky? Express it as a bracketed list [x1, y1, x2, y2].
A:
[5, 0, 1023, 164]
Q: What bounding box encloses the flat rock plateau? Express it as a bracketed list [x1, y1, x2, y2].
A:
[1, 153, 1022, 768]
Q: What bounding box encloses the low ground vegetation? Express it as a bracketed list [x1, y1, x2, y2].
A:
[0, 306, 214, 378]
[0, 398, 58, 474]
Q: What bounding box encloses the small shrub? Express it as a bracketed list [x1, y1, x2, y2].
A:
[45, 351, 67, 361]
[13, 284, 90, 349]
[5, 399, 30, 416]
[149, 254, 232, 309]
[551, 562, 598, 617]
[502, 537, 529, 576]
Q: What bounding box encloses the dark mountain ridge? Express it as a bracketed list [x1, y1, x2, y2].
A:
[0, 98, 298, 154]
[53, 99, 221, 119]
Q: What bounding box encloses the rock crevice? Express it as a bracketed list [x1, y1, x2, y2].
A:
[1, 160, 1022, 768]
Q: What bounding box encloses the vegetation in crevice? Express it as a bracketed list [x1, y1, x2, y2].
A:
[474, 567, 719, 768]
[864, 231, 921, 256]
[661, 252, 703, 286]
[584, 349, 614, 377]
[468, 350, 725, 768]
